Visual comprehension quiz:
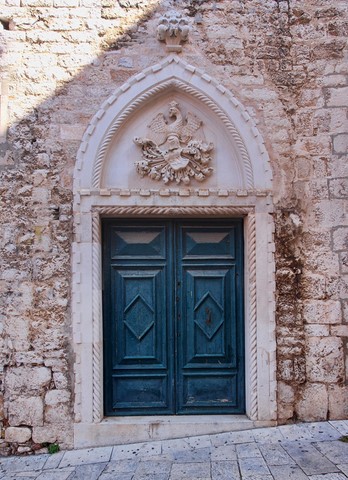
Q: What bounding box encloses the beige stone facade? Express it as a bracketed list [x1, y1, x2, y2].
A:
[0, 0, 347, 454]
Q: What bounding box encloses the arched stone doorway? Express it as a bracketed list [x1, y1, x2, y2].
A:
[72, 56, 276, 448]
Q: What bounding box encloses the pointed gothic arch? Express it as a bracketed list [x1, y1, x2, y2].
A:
[74, 56, 272, 194]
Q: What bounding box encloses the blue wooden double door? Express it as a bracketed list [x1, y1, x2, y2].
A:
[102, 219, 245, 416]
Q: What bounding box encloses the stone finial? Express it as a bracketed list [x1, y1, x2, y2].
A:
[157, 11, 190, 53]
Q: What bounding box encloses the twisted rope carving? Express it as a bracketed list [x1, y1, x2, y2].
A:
[94, 205, 252, 217]
[92, 212, 102, 423]
[248, 214, 258, 420]
[92, 80, 254, 189]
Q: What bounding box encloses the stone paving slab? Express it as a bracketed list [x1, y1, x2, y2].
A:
[0, 422, 348, 479]
[281, 442, 340, 476]
[308, 474, 348, 480]
[36, 468, 75, 480]
[314, 441, 348, 464]
[169, 461, 211, 480]
[259, 443, 296, 466]
[239, 456, 271, 477]
[338, 465, 348, 476]
[59, 447, 112, 468]
[211, 460, 240, 480]
[270, 464, 309, 480]
[210, 444, 237, 461]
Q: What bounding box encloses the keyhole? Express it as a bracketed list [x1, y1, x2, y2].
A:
[205, 307, 212, 325]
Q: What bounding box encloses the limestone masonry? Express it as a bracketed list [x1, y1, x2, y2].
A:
[0, 0, 347, 455]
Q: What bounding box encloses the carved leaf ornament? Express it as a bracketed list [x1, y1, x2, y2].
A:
[134, 101, 214, 185]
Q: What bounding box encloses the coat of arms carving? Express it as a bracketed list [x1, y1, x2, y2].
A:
[133, 101, 214, 185]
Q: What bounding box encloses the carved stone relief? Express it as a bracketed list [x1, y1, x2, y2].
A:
[133, 101, 214, 185]
[157, 11, 190, 52]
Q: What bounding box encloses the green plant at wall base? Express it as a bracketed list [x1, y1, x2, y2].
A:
[47, 443, 60, 454]
[339, 436, 348, 443]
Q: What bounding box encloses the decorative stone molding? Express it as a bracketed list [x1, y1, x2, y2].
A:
[157, 11, 190, 53]
[79, 188, 271, 198]
[248, 214, 258, 420]
[90, 78, 255, 190]
[76, 57, 272, 192]
[88, 205, 260, 424]
[134, 100, 214, 185]
[92, 212, 102, 423]
[93, 205, 253, 217]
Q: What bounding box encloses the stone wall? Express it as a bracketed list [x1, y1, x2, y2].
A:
[0, 0, 347, 454]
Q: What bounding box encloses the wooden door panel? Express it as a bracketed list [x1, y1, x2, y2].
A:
[182, 227, 236, 258]
[110, 226, 166, 258]
[184, 269, 232, 362]
[114, 268, 165, 365]
[112, 374, 169, 410]
[182, 373, 238, 408]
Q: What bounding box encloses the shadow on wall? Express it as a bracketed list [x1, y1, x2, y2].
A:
[0, 0, 171, 453]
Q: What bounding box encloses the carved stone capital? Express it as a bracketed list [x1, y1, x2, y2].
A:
[157, 11, 190, 53]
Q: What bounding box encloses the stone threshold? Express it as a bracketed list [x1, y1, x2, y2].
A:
[74, 415, 277, 449]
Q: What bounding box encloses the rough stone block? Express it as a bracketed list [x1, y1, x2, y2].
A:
[333, 134, 348, 154]
[326, 86, 348, 107]
[296, 384, 328, 421]
[5, 367, 51, 395]
[309, 200, 346, 228]
[277, 359, 293, 382]
[306, 337, 344, 383]
[309, 179, 329, 199]
[4, 427, 32, 443]
[294, 136, 332, 156]
[277, 403, 295, 422]
[54, 0, 78, 6]
[330, 325, 348, 336]
[277, 382, 295, 405]
[21, 0, 53, 5]
[8, 397, 44, 427]
[322, 74, 347, 87]
[45, 389, 71, 424]
[329, 178, 348, 199]
[45, 389, 70, 406]
[329, 108, 348, 134]
[342, 300, 348, 322]
[303, 300, 342, 324]
[300, 274, 327, 299]
[304, 324, 330, 336]
[60, 125, 85, 141]
[332, 227, 348, 251]
[53, 372, 69, 389]
[32, 426, 58, 444]
[328, 384, 348, 419]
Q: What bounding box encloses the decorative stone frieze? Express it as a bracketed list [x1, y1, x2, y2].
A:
[157, 11, 190, 53]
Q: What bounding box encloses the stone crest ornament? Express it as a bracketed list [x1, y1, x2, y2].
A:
[134, 101, 214, 185]
[157, 11, 190, 52]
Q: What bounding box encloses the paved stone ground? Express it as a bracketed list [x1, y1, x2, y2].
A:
[0, 421, 348, 479]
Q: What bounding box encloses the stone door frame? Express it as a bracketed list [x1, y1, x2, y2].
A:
[72, 56, 277, 447]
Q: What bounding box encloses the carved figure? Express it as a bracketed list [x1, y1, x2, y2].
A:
[134, 101, 214, 185]
[157, 11, 190, 52]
